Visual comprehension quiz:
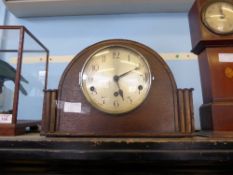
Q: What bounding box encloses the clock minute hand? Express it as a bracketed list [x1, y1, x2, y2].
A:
[118, 67, 139, 79]
[219, 5, 225, 19]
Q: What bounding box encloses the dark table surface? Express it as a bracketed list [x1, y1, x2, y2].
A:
[1, 132, 233, 174]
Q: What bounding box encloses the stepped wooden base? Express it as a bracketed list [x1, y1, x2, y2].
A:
[0, 120, 40, 136]
[200, 103, 233, 131]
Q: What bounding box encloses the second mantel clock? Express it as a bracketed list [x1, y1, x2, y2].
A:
[42, 39, 195, 137]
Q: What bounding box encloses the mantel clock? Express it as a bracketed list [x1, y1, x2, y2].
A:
[42, 39, 194, 137]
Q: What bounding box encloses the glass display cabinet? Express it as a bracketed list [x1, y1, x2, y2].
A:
[0, 26, 49, 136]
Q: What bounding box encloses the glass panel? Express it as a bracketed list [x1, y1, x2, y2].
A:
[0, 29, 20, 52]
[0, 29, 19, 115]
[48, 62, 68, 89]
[17, 31, 47, 120]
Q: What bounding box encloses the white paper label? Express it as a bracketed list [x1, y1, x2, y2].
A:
[38, 70, 46, 81]
[0, 114, 12, 124]
[64, 102, 82, 113]
[219, 53, 233, 62]
[39, 70, 46, 77]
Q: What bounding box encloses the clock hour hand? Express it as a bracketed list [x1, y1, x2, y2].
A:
[113, 76, 124, 101]
[116, 81, 124, 101]
[118, 89, 124, 101]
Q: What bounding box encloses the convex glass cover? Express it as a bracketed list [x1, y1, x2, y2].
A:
[80, 46, 151, 114]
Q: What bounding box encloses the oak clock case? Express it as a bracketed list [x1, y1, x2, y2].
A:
[42, 39, 195, 137]
[189, 0, 233, 131]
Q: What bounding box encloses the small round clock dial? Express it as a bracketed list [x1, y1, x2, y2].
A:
[80, 46, 151, 114]
[202, 1, 233, 34]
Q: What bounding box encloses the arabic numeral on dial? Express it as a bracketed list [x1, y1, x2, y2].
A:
[113, 100, 119, 108]
[101, 97, 106, 104]
[127, 96, 133, 104]
[144, 72, 149, 82]
[88, 77, 94, 83]
[128, 55, 131, 62]
[136, 63, 142, 69]
[228, 23, 233, 28]
[102, 55, 106, 63]
[91, 64, 99, 72]
[113, 51, 120, 59]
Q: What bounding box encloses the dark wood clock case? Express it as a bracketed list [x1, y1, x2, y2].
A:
[42, 39, 194, 137]
[199, 47, 233, 131]
[189, 0, 233, 131]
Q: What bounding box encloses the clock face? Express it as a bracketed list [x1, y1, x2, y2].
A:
[80, 45, 151, 114]
[202, 1, 233, 34]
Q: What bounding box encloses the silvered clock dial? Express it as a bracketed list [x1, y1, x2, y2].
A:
[202, 0, 233, 34]
[80, 46, 151, 114]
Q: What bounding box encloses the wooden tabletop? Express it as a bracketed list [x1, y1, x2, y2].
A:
[1, 132, 233, 174]
[1, 132, 233, 162]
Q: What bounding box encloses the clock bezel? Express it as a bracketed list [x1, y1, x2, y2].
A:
[80, 44, 152, 115]
[201, 0, 233, 35]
